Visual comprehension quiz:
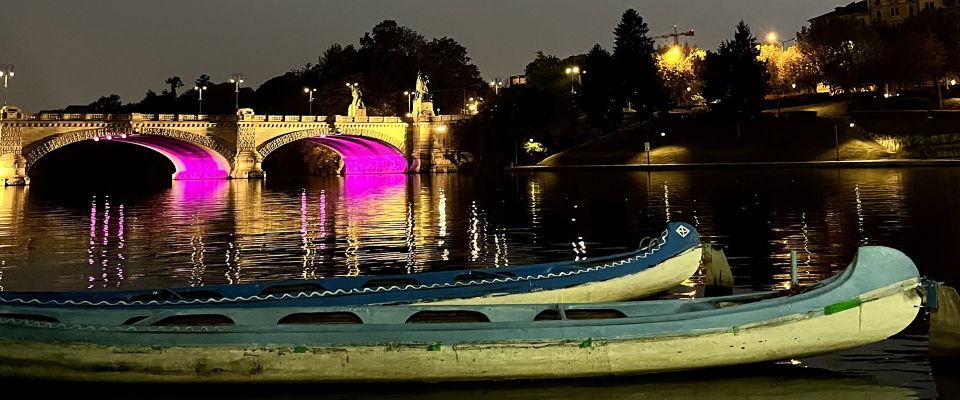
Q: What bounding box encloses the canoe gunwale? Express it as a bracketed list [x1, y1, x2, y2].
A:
[0, 222, 700, 307]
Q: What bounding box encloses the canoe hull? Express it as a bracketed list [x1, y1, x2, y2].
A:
[0, 278, 920, 383]
[423, 246, 702, 305]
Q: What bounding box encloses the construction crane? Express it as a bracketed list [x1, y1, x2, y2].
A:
[653, 25, 695, 46]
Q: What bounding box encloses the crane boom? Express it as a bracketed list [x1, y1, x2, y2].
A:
[653, 25, 695, 45]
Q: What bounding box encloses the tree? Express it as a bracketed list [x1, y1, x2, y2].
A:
[195, 74, 212, 89]
[613, 9, 665, 117]
[525, 51, 566, 94]
[357, 20, 426, 115]
[797, 19, 881, 93]
[421, 37, 484, 115]
[657, 44, 706, 107]
[580, 44, 623, 132]
[700, 21, 771, 116]
[87, 94, 122, 113]
[780, 45, 820, 93]
[164, 76, 184, 97]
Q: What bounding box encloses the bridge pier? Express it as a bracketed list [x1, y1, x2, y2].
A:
[0, 109, 28, 186]
[229, 119, 265, 180]
[229, 149, 265, 179]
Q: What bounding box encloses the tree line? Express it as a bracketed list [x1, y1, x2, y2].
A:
[77, 20, 486, 117]
[457, 8, 960, 170]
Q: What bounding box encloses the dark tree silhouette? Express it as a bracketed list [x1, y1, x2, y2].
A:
[700, 21, 771, 116]
[580, 44, 623, 132]
[87, 94, 122, 113]
[164, 76, 184, 97]
[613, 9, 665, 117]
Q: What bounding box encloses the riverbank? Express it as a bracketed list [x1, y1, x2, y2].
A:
[533, 112, 960, 169]
[508, 158, 960, 172]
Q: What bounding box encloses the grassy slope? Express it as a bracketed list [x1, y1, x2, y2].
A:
[540, 115, 895, 166]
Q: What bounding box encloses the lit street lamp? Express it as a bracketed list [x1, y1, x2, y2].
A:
[489, 78, 504, 95]
[0, 64, 15, 105]
[834, 120, 855, 162]
[194, 85, 207, 115]
[229, 72, 244, 111]
[403, 90, 413, 116]
[304, 87, 316, 115]
[766, 31, 796, 51]
[564, 66, 582, 94]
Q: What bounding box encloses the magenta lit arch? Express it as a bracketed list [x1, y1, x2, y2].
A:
[307, 136, 409, 174]
[108, 135, 231, 180]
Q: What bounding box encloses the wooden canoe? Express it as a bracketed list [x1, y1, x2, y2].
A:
[0, 246, 924, 383]
[0, 222, 701, 307]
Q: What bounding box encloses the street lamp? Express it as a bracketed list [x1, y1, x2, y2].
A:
[403, 90, 413, 116]
[565, 66, 582, 94]
[766, 31, 796, 51]
[229, 72, 244, 111]
[489, 78, 504, 95]
[194, 85, 207, 115]
[0, 64, 15, 105]
[304, 87, 316, 115]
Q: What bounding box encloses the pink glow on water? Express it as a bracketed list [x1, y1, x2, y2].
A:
[170, 180, 230, 206]
[114, 136, 231, 180]
[308, 136, 409, 174]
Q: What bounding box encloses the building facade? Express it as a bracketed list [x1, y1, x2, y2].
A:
[867, 0, 959, 25]
[810, 0, 959, 25]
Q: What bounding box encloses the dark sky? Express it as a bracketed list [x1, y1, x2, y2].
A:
[0, 0, 842, 113]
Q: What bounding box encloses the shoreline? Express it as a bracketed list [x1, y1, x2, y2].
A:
[506, 159, 960, 172]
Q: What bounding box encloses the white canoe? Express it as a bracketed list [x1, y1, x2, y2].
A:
[0, 246, 924, 383]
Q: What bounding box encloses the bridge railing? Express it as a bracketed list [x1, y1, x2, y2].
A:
[14, 112, 463, 124]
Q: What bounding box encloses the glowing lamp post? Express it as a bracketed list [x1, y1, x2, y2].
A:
[403, 90, 413, 116]
[489, 78, 504, 95]
[766, 31, 795, 51]
[304, 87, 317, 115]
[194, 86, 207, 115]
[0, 64, 15, 105]
[229, 72, 244, 111]
[564, 66, 582, 94]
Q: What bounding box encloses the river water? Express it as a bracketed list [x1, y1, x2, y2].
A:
[0, 167, 957, 398]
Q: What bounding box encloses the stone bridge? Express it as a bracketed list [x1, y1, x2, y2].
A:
[0, 106, 466, 185]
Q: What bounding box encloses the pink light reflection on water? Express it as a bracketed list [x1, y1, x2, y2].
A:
[342, 174, 407, 208]
[114, 136, 231, 180]
[308, 136, 409, 174]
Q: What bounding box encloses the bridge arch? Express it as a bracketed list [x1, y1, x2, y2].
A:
[259, 129, 409, 175]
[25, 127, 233, 180]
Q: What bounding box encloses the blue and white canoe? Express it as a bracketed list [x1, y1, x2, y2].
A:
[0, 246, 928, 382]
[0, 222, 702, 307]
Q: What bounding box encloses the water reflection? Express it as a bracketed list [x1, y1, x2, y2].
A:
[0, 367, 920, 400]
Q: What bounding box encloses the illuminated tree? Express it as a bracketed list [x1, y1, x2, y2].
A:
[656, 44, 706, 107]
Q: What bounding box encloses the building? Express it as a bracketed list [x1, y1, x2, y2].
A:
[811, 0, 959, 26]
[809, 1, 869, 25]
[509, 75, 527, 86]
[868, 0, 959, 25]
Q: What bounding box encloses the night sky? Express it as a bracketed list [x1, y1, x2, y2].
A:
[1, 0, 842, 112]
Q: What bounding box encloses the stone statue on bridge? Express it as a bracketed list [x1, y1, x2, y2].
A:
[347, 83, 366, 118]
[412, 72, 435, 121]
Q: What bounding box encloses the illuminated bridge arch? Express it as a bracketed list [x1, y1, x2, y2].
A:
[259, 130, 409, 175]
[24, 127, 233, 180]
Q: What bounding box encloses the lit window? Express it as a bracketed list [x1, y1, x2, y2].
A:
[891, 6, 900, 16]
